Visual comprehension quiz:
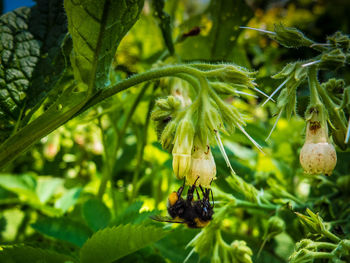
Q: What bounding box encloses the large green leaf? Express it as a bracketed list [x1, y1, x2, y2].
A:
[82, 198, 111, 232]
[64, 0, 144, 90]
[0, 0, 71, 142]
[31, 217, 93, 247]
[0, 245, 76, 263]
[80, 224, 168, 263]
[54, 187, 82, 212]
[177, 0, 253, 61]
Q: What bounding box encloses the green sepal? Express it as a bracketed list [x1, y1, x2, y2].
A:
[271, 23, 314, 48]
[319, 49, 346, 70]
[327, 31, 350, 52]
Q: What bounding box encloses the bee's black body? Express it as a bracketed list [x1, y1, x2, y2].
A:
[152, 178, 214, 228]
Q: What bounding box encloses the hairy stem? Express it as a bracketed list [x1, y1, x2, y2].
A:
[79, 65, 206, 114]
[307, 66, 322, 105]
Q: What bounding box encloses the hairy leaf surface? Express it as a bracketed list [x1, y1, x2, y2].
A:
[64, 0, 144, 90]
[0, 0, 71, 142]
[80, 224, 168, 263]
[178, 0, 253, 61]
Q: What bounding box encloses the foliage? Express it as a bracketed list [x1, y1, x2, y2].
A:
[0, 0, 350, 263]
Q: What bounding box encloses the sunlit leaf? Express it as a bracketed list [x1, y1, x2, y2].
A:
[54, 187, 82, 212]
[0, 173, 37, 199]
[177, 0, 253, 61]
[113, 201, 158, 226]
[64, 0, 144, 90]
[36, 177, 63, 204]
[80, 224, 168, 263]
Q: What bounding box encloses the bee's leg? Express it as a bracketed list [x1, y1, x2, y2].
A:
[177, 177, 186, 198]
[198, 184, 206, 197]
[210, 188, 214, 208]
[186, 177, 199, 203]
[195, 188, 201, 200]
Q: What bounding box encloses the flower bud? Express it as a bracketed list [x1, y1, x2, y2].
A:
[160, 120, 177, 152]
[186, 138, 216, 188]
[172, 119, 195, 179]
[319, 49, 346, 70]
[336, 175, 350, 192]
[299, 106, 337, 175]
[264, 216, 285, 239]
[230, 240, 253, 263]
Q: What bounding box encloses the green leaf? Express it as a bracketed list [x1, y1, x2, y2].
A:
[113, 201, 158, 225]
[177, 0, 253, 60]
[153, 228, 200, 263]
[31, 217, 93, 247]
[64, 0, 144, 90]
[0, 173, 37, 198]
[54, 187, 82, 212]
[0, 1, 72, 142]
[82, 198, 111, 232]
[80, 224, 168, 263]
[36, 177, 63, 204]
[0, 245, 76, 263]
[115, 247, 166, 263]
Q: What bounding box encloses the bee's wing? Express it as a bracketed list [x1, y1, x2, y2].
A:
[150, 215, 186, 224]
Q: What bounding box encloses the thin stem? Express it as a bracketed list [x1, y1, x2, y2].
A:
[130, 89, 155, 201]
[309, 251, 334, 259]
[323, 229, 341, 243]
[307, 242, 338, 250]
[97, 83, 149, 200]
[97, 117, 117, 213]
[315, 76, 347, 132]
[235, 199, 277, 211]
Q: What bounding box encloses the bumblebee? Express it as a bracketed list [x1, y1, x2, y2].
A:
[151, 178, 214, 228]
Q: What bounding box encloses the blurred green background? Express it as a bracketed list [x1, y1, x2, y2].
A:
[0, 0, 350, 262]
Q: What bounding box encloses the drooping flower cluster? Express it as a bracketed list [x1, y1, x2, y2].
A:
[151, 63, 260, 188]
